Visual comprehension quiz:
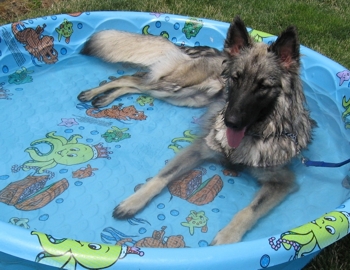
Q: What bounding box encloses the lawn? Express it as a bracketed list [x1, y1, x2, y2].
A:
[1, 0, 349, 68]
[1, 0, 349, 269]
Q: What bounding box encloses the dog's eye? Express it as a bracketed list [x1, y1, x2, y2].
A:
[258, 80, 271, 91]
[231, 75, 239, 83]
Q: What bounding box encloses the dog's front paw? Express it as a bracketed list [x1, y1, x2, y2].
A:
[113, 177, 164, 219]
[112, 193, 148, 219]
[113, 203, 137, 219]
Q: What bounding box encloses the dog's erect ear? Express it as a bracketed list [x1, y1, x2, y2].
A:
[269, 26, 300, 68]
[224, 16, 251, 56]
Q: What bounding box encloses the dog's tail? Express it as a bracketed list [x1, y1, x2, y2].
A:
[81, 30, 187, 69]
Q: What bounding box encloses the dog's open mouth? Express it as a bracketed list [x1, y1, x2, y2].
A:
[226, 127, 246, 148]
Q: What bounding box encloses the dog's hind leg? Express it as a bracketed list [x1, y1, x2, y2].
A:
[89, 86, 143, 108]
[113, 138, 219, 219]
[77, 73, 147, 106]
[211, 167, 295, 245]
[78, 72, 191, 108]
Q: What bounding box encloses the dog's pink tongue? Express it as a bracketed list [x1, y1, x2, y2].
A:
[226, 127, 246, 148]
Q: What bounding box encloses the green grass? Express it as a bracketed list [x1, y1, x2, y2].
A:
[1, 0, 349, 269]
[1, 0, 349, 68]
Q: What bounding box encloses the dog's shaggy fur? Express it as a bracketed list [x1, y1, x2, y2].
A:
[78, 16, 314, 245]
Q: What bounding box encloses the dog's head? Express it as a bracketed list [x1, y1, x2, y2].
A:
[222, 16, 300, 148]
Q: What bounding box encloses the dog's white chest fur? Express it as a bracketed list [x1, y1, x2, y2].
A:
[205, 114, 231, 153]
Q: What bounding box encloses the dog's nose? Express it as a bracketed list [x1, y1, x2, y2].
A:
[224, 114, 243, 130]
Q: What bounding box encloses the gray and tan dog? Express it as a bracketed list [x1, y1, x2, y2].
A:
[78, 16, 314, 245]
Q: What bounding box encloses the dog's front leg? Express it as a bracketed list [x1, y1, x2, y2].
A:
[113, 138, 219, 219]
[211, 166, 295, 245]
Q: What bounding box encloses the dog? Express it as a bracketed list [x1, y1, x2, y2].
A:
[78, 16, 314, 245]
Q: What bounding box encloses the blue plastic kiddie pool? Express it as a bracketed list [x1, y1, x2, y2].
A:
[0, 11, 350, 270]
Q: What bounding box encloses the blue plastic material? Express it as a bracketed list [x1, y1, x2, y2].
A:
[0, 11, 350, 270]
